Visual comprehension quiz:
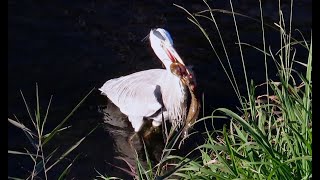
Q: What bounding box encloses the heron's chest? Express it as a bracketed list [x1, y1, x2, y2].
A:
[160, 76, 188, 105]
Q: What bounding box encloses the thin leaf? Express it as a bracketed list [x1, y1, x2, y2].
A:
[8, 150, 38, 157]
[58, 154, 80, 180]
[43, 88, 94, 145]
[46, 125, 98, 172]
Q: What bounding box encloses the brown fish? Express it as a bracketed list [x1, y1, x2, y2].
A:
[181, 69, 200, 139]
[170, 62, 200, 139]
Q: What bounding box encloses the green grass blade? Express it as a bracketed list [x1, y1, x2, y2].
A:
[8, 118, 38, 150]
[8, 177, 25, 180]
[19, 90, 36, 129]
[35, 83, 41, 132]
[223, 125, 239, 176]
[46, 124, 98, 172]
[41, 95, 53, 136]
[58, 154, 80, 180]
[43, 88, 94, 145]
[8, 150, 38, 158]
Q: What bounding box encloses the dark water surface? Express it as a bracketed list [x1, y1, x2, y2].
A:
[8, 0, 311, 179]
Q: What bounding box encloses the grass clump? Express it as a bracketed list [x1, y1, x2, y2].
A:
[168, 0, 312, 179]
[8, 85, 96, 179]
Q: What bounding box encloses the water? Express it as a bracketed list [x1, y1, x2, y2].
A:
[8, 0, 311, 179]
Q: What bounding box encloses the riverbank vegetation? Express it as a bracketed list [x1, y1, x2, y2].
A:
[102, 0, 312, 179]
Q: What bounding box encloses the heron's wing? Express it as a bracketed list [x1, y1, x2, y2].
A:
[99, 69, 166, 117]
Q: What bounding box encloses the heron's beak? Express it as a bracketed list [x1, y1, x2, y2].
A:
[165, 45, 192, 75]
[164, 45, 185, 66]
[164, 45, 196, 89]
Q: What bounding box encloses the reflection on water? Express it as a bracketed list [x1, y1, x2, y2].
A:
[98, 98, 165, 175]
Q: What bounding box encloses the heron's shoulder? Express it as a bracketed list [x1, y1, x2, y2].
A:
[101, 69, 166, 87]
[127, 69, 166, 76]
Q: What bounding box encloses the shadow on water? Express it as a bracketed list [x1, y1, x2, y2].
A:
[8, 0, 311, 179]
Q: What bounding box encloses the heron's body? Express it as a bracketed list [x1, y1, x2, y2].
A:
[99, 68, 188, 132]
[99, 28, 196, 135]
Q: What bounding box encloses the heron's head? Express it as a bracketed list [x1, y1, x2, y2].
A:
[149, 28, 186, 70]
[149, 28, 196, 89]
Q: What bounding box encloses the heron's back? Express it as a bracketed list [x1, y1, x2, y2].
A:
[99, 69, 167, 117]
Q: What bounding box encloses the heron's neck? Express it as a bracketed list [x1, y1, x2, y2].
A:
[162, 71, 186, 94]
[161, 71, 188, 127]
[162, 59, 172, 71]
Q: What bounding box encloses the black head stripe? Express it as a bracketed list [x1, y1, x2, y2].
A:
[153, 30, 166, 41]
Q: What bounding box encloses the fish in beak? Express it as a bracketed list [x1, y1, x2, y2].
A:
[164, 45, 196, 92]
[163, 45, 200, 143]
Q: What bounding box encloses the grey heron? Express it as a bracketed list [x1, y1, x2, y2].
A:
[99, 28, 200, 141]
